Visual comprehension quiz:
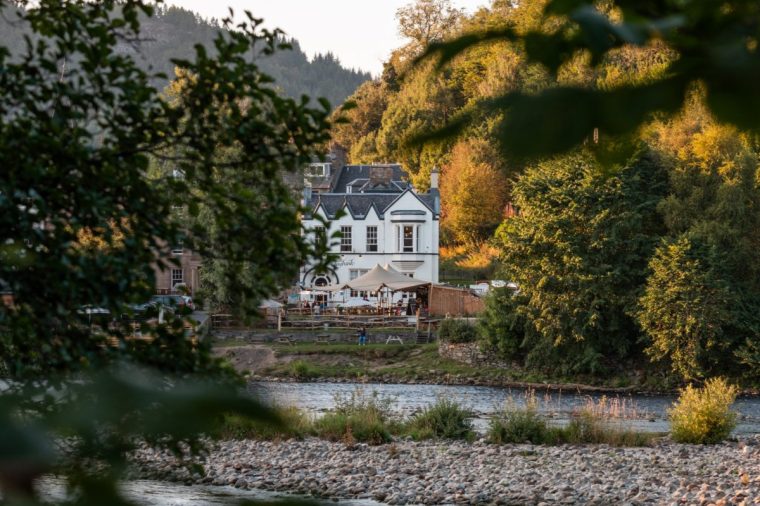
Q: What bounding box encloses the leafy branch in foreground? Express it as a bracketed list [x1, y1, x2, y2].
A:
[0, 0, 333, 503]
[414, 0, 760, 159]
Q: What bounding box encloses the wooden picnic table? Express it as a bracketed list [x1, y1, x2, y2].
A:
[315, 334, 331, 344]
[276, 334, 295, 345]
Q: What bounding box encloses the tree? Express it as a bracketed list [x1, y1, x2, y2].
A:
[440, 139, 508, 245]
[493, 151, 667, 374]
[0, 0, 331, 502]
[396, 0, 463, 63]
[637, 237, 735, 380]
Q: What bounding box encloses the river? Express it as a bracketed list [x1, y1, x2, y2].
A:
[248, 380, 760, 434]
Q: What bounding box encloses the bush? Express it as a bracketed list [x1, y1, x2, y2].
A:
[488, 394, 549, 444]
[669, 377, 738, 444]
[405, 398, 474, 440]
[288, 360, 313, 379]
[438, 319, 477, 343]
[216, 406, 312, 440]
[313, 388, 398, 445]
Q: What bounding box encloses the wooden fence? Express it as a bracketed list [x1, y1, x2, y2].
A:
[428, 285, 485, 317]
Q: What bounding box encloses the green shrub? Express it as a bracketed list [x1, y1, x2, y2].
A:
[288, 360, 313, 379]
[488, 396, 549, 444]
[405, 398, 474, 440]
[314, 411, 391, 445]
[313, 388, 398, 445]
[216, 406, 312, 440]
[669, 377, 738, 444]
[438, 319, 477, 343]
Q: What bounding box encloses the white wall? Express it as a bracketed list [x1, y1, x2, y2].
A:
[301, 190, 439, 289]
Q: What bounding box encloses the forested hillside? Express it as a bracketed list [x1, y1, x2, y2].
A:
[335, 0, 760, 385]
[0, 5, 370, 107]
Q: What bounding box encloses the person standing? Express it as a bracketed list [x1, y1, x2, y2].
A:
[358, 327, 367, 346]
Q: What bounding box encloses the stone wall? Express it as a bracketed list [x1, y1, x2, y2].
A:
[437, 341, 510, 368]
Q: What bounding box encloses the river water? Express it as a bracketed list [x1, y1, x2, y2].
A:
[39, 477, 380, 506]
[248, 381, 760, 434]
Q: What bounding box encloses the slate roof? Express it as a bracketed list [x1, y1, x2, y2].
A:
[331, 164, 409, 193]
[305, 165, 440, 220]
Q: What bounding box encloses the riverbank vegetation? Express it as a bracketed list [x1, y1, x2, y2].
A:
[488, 393, 654, 446]
[217, 388, 673, 447]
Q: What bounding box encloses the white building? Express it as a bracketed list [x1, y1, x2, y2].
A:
[300, 164, 440, 300]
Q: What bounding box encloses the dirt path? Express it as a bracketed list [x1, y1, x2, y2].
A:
[213, 345, 277, 374]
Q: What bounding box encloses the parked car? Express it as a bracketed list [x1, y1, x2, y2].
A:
[150, 294, 194, 314]
[121, 301, 175, 321]
[76, 306, 111, 327]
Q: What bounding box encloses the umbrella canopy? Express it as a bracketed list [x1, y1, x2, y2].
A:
[337, 298, 375, 308]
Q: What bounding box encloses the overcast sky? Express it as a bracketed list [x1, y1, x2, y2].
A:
[168, 0, 488, 76]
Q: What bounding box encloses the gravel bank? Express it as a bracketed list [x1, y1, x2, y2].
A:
[131, 437, 760, 505]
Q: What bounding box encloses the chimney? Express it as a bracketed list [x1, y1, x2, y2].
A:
[430, 166, 439, 190]
[369, 166, 393, 187]
[301, 183, 313, 207]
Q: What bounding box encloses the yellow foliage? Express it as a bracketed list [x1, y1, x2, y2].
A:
[73, 218, 129, 252]
[669, 377, 738, 444]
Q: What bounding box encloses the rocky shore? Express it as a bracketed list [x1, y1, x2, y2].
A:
[131, 437, 760, 505]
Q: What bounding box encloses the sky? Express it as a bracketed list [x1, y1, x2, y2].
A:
[168, 0, 489, 76]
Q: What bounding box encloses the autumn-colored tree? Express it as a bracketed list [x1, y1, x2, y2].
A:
[396, 0, 463, 63]
[440, 139, 508, 245]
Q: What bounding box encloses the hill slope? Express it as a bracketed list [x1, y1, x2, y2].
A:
[0, 5, 370, 108]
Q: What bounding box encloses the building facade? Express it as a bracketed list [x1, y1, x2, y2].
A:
[300, 164, 440, 296]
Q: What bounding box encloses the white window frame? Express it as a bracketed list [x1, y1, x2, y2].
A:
[403, 225, 414, 253]
[171, 268, 184, 287]
[366, 226, 378, 252]
[340, 226, 352, 252]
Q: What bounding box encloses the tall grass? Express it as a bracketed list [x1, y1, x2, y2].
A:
[488, 391, 551, 444]
[313, 388, 399, 445]
[404, 398, 475, 441]
[487, 390, 654, 446]
[216, 405, 312, 441]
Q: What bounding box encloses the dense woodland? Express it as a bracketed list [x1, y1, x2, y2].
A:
[333, 0, 760, 385]
[0, 4, 370, 107]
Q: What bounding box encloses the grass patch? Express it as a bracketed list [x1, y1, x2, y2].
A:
[488, 392, 550, 444]
[216, 405, 312, 441]
[404, 398, 475, 441]
[288, 359, 315, 379]
[313, 388, 400, 445]
[488, 392, 654, 446]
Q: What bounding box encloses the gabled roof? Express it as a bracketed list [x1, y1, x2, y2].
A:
[331, 164, 409, 193]
[310, 188, 439, 220]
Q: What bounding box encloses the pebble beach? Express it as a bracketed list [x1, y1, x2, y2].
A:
[132, 437, 760, 505]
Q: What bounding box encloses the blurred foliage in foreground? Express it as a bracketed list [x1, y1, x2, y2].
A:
[0, 0, 331, 503]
